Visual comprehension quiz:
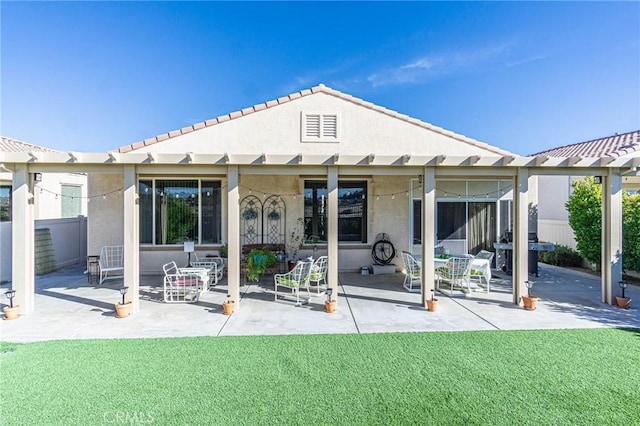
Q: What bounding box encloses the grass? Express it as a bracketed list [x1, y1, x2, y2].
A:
[1, 328, 639, 425]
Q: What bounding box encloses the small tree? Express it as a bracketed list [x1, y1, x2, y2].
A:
[623, 192, 640, 272]
[566, 177, 602, 265]
[566, 177, 640, 272]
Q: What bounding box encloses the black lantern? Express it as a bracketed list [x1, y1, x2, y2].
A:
[119, 287, 129, 305]
[525, 281, 533, 298]
[5, 290, 16, 308]
[326, 288, 333, 303]
[619, 281, 628, 298]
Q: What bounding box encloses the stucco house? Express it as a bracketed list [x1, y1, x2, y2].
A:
[2, 85, 635, 315]
[535, 130, 640, 250]
[1, 137, 88, 282]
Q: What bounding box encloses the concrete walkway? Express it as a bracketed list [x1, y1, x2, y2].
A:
[1, 263, 638, 343]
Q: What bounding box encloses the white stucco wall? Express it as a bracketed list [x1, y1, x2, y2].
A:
[34, 172, 88, 219]
[139, 92, 508, 157]
[87, 174, 124, 256]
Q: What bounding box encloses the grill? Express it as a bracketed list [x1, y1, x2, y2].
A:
[500, 231, 540, 276]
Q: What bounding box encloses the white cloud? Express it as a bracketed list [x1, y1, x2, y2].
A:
[367, 42, 513, 87]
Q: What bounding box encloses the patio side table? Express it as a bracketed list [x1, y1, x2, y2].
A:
[87, 255, 100, 284]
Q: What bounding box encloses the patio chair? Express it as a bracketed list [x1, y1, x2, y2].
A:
[274, 259, 312, 305]
[192, 253, 224, 286]
[435, 256, 472, 296]
[470, 250, 494, 291]
[308, 255, 328, 295]
[401, 251, 421, 292]
[162, 261, 204, 303]
[98, 245, 124, 284]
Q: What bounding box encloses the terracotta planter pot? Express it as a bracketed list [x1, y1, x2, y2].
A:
[615, 297, 631, 309]
[522, 296, 538, 311]
[115, 302, 132, 318]
[223, 301, 235, 315]
[325, 300, 337, 313]
[426, 299, 439, 312]
[3, 306, 20, 320]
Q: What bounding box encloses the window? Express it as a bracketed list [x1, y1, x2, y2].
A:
[0, 185, 11, 222]
[301, 112, 340, 142]
[61, 184, 82, 218]
[139, 179, 221, 245]
[304, 180, 367, 243]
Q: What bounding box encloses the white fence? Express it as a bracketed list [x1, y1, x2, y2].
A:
[0, 216, 87, 283]
[538, 219, 577, 249]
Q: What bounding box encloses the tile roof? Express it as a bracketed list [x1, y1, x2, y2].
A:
[0, 136, 59, 153]
[116, 84, 512, 156]
[531, 130, 640, 158]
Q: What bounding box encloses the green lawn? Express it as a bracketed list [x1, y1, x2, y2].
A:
[1, 328, 639, 425]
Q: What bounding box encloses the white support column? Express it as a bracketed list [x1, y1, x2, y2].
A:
[123, 166, 140, 312]
[227, 166, 241, 305]
[11, 165, 35, 314]
[602, 170, 623, 305]
[327, 166, 339, 305]
[513, 168, 529, 305]
[421, 167, 436, 307]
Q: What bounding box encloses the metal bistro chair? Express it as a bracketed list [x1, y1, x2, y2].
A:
[308, 256, 328, 295]
[435, 256, 472, 296]
[274, 259, 312, 305]
[401, 251, 421, 293]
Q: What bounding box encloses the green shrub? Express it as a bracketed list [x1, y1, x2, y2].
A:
[539, 244, 583, 267]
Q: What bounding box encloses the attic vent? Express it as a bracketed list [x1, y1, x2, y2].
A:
[301, 112, 340, 143]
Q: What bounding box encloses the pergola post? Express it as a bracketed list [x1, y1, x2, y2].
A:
[421, 167, 436, 307]
[227, 166, 241, 305]
[327, 166, 339, 305]
[513, 167, 529, 305]
[11, 164, 35, 314]
[123, 165, 140, 311]
[601, 170, 623, 305]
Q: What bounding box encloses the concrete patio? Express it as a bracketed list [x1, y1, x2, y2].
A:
[1, 263, 638, 343]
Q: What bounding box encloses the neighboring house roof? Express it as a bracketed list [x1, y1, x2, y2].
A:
[0, 136, 60, 153]
[116, 83, 513, 156]
[531, 130, 640, 158]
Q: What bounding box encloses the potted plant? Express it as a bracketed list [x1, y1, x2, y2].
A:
[616, 281, 631, 309]
[223, 294, 235, 315]
[287, 218, 305, 270]
[522, 281, 538, 311]
[246, 248, 277, 282]
[325, 288, 337, 313]
[115, 286, 132, 318]
[218, 243, 228, 259]
[3, 290, 19, 320]
[426, 289, 438, 312]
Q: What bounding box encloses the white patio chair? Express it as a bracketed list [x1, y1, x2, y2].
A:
[99, 245, 124, 284]
[470, 250, 494, 291]
[435, 256, 472, 296]
[192, 253, 224, 286]
[162, 261, 203, 303]
[401, 251, 421, 292]
[308, 256, 328, 295]
[274, 260, 312, 305]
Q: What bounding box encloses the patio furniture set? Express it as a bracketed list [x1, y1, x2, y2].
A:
[402, 249, 495, 295]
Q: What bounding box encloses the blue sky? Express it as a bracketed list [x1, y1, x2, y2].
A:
[2, 1, 639, 156]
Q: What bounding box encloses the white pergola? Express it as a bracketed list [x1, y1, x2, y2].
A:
[3, 150, 638, 314]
